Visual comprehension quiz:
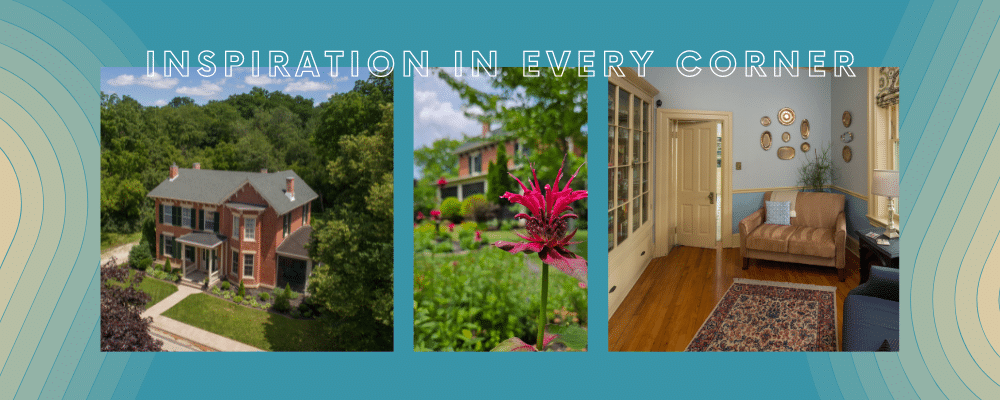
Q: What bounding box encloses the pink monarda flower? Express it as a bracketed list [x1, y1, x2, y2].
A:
[416, 211, 425, 220]
[448, 223, 455, 232]
[430, 210, 441, 221]
[437, 177, 448, 188]
[475, 231, 482, 241]
[494, 156, 587, 286]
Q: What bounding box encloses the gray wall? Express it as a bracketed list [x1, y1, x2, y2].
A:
[831, 69, 868, 194]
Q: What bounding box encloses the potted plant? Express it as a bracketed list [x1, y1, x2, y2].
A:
[797, 146, 839, 192]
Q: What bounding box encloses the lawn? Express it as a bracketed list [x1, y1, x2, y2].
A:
[101, 231, 141, 252]
[161, 293, 335, 351]
[139, 277, 177, 309]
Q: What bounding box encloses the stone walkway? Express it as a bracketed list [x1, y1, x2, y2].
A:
[142, 286, 264, 352]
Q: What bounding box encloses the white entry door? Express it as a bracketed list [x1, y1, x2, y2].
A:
[676, 121, 717, 248]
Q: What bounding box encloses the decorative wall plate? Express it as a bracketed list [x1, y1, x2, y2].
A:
[777, 146, 796, 160]
[841, 131, 854, 143]
[761, 116, 771, 126]
[843, 146, 853, 162]
[761, 131, 772, 150]
[778, 107, 795, 125]
[800, 119, 810, 139]
[843, 111, 852, 127]
[801, 142, 810, 152]
[782, 131, 791, 142]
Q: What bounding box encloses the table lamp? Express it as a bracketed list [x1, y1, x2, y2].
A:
[873, 169, 899, 238]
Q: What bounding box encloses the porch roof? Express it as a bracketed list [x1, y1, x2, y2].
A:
[276, 226, 313, 260]
[176, 231, 227, 249]
[226, 201, 267, 212]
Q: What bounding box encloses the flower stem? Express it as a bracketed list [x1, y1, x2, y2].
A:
[537, 264, 549, 351]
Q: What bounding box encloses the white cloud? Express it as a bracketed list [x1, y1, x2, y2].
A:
[244, 75, 290, 86]
[107, 72, 178, 89]
[153, 99, 168, 106]
[176, 79, 225, 98]
[284, 79, 333, 93]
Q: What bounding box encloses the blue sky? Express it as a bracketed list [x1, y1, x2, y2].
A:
[101, 67, 370, 107]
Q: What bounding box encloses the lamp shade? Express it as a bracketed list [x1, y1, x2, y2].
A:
[873, 169, 899, 197]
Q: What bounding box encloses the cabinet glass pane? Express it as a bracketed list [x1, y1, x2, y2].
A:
[618, 88, 629, 127]
[608, 168, 614, 209]
[642, 193, 649, 223]
[633, 94, 641, 130]
[642, 163, 648, 193]
[617, 167, 628, 206]
[617, 206, 628, 245]
[633, 124, 641, 164]
[643, 101, 649, 131]
[618, 127, 629, 166]
[608, 125, 615, 167]
[608, 210, 614, 251]
[643, 131, 649, 162]
[608, 83, 615, 124]
[632, 164, 640, 197]
[632, 193, 640, 232]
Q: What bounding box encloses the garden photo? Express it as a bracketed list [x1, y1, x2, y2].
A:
[413, 67, 588, 351]
[99, 67, 393, 352]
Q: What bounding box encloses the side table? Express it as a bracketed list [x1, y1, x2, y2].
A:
[856, 229, 899, 283]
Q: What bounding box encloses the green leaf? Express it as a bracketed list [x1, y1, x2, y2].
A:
[547, 325, 587, 350]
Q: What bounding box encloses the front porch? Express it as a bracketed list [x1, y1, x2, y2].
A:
[176, 231, 227, 287]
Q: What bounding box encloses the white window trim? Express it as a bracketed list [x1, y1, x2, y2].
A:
[866, 67, 900, 228]
[232, 215, 240, 239]
[244, 217, 256, 242]
[182, 208, 192, 228]
[163, 203, 174, 226]
[242, 252, 255, 278]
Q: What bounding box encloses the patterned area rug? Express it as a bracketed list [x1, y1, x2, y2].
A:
[685, 279, 837, 352]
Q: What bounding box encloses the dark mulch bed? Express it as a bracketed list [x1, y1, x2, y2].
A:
[204, 280, 317, 319]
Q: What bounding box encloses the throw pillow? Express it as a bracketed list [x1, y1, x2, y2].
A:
[765, 201, 791, 225]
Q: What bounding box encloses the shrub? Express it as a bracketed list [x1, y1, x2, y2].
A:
[220, 281, 230, 291]
[222, 291, 233, 300]
[459, 236, 478, 251]
[234, 295, 243, 303]
[414, 222, 436, 234]
[163, 259, 172, 274]
[258, 292, 270, 302]
[414, 231, 436, 253]
[461, 194, 493, 223]
[413, 249, 588, 352]
[433, 241, 453, 254]
[457, 228, 474, 241]
[128, 240, 153, 270]
[290, 309, 300, 318]
[273, 289, 291, 312]
[238, 281, 246, 297]
[440, 197, 463, 222]
[298, 302, 311, 313]
[211, 287, 221, 296]
[303, 310, 312, 318]
[500, 219, 516, 231]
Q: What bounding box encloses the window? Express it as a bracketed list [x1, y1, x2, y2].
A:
[244, 217, 256, 241]
[185, 246, 195, 263]
[205, 212, 215, 232]
[867, 67, 900, 227]
[164, 236, 174, 258]
[608, 80, 652, 252]
[232, 250, 239, 275]
[182, 208, 192, 228]
[469, 152, 483, 175]
[232, 215, 239, 238]
[163, 205, 173, 226]
[302, 204, 309, 225]
[243, 253, 254, 277]
[283, 213, 292, 237]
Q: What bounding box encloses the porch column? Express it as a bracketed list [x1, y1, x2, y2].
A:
[304, 259, 313, 292]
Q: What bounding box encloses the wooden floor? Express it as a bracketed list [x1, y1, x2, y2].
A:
[608, 243, 860, 352]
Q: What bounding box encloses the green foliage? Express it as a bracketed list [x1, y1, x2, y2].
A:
[486, 146, 514, 205]
[459, 236, 480, 251]
[797, 146, 839, 191]
[460, 194, 493, 223]
[414, 230, 436, 253]
[234, 295, 244, 304]
[128, 240, 153, 270]
[238, 281, 246, 297]
[258, 292, 270, 302]
[163, 259, 172, 274]
[220, 281, 230, 291]
[440, 197, 462, 222]
[433, 241, 454, 254]
[272, 288, 292, 312]
[500, 219, 517, 231]
[413, 250, 587, 352]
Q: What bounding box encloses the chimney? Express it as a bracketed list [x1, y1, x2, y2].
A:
[169, 163, 179, 180]
[193, 162, 201, 170]
[481, 121, 489, 137]
[260, 168, 268, 174]
[286, 177, 295, 200]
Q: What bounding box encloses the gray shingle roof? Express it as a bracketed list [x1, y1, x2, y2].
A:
[175, 231, 227, 248]
[276, 226, 313, 260]
[453, 128, 513, 154]
[147, 168, 318, 215]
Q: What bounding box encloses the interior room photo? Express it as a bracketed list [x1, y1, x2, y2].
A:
[607, 66, 900, 352]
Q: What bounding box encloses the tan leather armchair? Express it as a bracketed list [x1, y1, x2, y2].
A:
[739, 191, 848, 281]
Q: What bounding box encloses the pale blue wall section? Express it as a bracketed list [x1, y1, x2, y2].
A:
[830, 189, 876, 239]
[644, 67, 832, 191]
[732, 192, 766, 234]
[831, 69, 869, 194]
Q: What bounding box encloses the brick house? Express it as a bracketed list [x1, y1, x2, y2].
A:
[440, 123, 529, 201]
[147, 162, 318, 291]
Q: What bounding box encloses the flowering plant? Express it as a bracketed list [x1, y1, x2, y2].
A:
[448, 223, 455, 232]
[416, 211, 425, 221]
[437, 177, 448, 188]
[491, 155, 587, 351]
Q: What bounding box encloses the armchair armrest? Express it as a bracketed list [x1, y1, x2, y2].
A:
[739, 208, 764, 256]
[849, 266, 899, 302]
[835, 211, 847, 271]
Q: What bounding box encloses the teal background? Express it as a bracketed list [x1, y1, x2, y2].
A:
[0, 0, 997, 398]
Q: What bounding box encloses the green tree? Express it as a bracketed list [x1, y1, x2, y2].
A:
[308, 103, 393, 351]
[487, 145, 513, 205]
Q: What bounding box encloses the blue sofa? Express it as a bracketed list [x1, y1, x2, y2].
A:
[843, 266, 899, 351]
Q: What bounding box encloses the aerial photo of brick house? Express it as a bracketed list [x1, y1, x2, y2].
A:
[147, 162, 318, 292]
